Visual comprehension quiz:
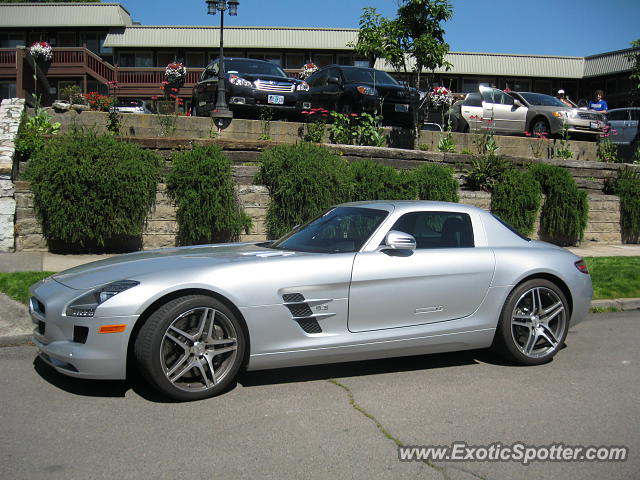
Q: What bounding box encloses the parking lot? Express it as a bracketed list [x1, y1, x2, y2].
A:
[0, 311, 638, 480]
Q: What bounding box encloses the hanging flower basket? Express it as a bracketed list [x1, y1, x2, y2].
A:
[29, 41, 53, 62]
[165, 62, 187, 85]
[299, 63, 318, 80]
[428, 86, 454, 110]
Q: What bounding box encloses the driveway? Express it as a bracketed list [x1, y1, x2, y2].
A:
[1, 312, 638, 480]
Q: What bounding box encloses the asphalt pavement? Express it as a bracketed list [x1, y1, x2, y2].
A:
[0, 311, 638, 480]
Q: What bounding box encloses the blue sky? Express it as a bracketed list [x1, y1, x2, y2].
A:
[121, 0, 639, 57]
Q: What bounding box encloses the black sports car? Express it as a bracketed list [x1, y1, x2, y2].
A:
[191, 57, 311, 119]
[302, 65, 420, 129]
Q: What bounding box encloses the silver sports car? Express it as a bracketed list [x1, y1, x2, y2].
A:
[29, 201, 592, 401]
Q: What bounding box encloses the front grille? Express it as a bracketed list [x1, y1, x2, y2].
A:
[296, 318, 322, 334]
[283, 293, 305, 303]
[255, 80, 295, 93]
[286, 303, 313, 317]
[577, 112, 604, 121]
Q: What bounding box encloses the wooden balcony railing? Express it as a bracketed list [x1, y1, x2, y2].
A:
[0, 49, 17, 67]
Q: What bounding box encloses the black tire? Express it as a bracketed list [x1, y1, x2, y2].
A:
[135, 294, 246, 401]
[462, 122, 470, 134]
[530, 117, 551, 137]
[339, 100, 355, 116]
[491, 279, 569, 365]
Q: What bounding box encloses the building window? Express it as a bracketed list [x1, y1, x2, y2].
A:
[337, 55, 353, 66]
[500, 78, 530, 92]
[285, 53, 305, 69]
[0, 82, 17, 100]
[186, 52, 205, 67]
[57, 32, 77, 47]
[157, 51, 178, 67]
[462, 77, 493, 93]
[119, 52, 153, 68]
[534, 79, 552, 95]
[314, 54, 333, 67]
[81, 32, 110, 55]
[354, 58, 370, 68]
[0, 33, 25, 48]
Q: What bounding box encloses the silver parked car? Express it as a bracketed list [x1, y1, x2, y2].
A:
[30, 201, 592, 401]
[507, 91, 606, 137]
[606, 107, 640, 145]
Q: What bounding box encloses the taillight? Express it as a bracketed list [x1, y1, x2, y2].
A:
[575, 260, 589, 274]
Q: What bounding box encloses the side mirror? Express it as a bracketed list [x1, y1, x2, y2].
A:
[327, 76, 340, 86]
[383, 230, 417, 251]
[513, 99, 523, 108]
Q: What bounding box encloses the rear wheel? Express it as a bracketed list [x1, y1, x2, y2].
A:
[492, 279, 568, 365]
[135, 295, 246, 401]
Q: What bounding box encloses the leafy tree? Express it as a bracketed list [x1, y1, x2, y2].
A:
[351, 0, 453, 89]
[627, 39, 640, 90]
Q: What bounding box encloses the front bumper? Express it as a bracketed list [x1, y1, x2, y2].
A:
[29, 279, 137, 380]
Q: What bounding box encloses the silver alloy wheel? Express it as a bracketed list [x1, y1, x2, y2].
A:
[510, 286, 566, 359]
[160, 307, 238, 392]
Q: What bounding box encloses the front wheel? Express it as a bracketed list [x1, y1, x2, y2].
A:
[530, 117, 551, 137]
[491, 279, 568, 365]
[135, 295, 246, 401]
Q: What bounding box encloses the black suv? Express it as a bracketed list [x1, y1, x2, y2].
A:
[191, 57, 310, 119]
[302, 65, 420, 128]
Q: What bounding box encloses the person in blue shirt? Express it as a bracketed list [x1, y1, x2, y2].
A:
[588, 89, 608, 113]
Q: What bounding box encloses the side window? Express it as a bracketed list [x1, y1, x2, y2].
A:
[608, 110, 628, 121]
[498, 90, 515, 106]
[481, 88, 498, 104]
[326, 67, 342, 84]
[629, 110, 640, 121]
[390, 212, 474, 249]
[464, 93, 482, 107]
[308, 69, 328, 88]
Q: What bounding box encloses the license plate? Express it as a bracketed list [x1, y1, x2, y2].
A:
[590, 121, 599, 129]
[395, 104, 409, 112]
[268, 95, 284, 105]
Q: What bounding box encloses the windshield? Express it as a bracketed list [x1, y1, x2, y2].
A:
[270, 206, 389, 253]
[517, 92, 567, 108]
[202, 59, 288, 80]
[342, 68, 399, 85]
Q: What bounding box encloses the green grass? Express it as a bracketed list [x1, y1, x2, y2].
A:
[0, 256, 637, 306]
[0, 272, 55, 304]
[585, 257, 640, 300]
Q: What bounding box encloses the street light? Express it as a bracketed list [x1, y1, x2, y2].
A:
[206, 0, 239, 128]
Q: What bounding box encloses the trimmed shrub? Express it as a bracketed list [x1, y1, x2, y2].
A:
[490, 169, 541, 236]
[349, 160, 416, 201]
[255, 143, 351, 239]
[614, 167, 640, 244]
[25, 132, 161, 252]
[529, 163, 588, 246]
[412, 163, 459, 203]
[167, 145, 251, 245]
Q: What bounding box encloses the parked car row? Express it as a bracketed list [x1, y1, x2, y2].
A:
[190, 58, 420, 129]
[444, 86, 608, 138]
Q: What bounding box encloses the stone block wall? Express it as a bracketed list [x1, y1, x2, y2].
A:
[0, 98, 25, 252]
[14, 180, 269, 251]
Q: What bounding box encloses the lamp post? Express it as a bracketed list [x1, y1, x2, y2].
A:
[206, 0, 239, 128]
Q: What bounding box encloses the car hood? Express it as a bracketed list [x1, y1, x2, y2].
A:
[231, 73, 300, 84]
[52, 242, 299, 290]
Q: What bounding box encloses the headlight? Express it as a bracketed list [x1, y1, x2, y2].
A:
[229, 75, 253, 87]
[66, 280, 140, 317]
[356, 86, 377, 96]
[552, 111, 569, 118]
[297, 81, 310, 91]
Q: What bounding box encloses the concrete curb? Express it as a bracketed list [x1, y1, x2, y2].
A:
[0, 334, 32, 347]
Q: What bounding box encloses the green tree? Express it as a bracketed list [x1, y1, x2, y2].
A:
[627, 39, 640, 90]
[351, 0, 453, 89]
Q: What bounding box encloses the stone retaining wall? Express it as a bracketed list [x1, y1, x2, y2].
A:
[14, 178, 620, 251]
[0, 98, 25, 252]
[14, 181, 269, 251]
[47, 110, 600, 161]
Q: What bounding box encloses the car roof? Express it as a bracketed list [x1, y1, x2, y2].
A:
[608, 107, 640, 111]
[339, 200, 486, 215]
